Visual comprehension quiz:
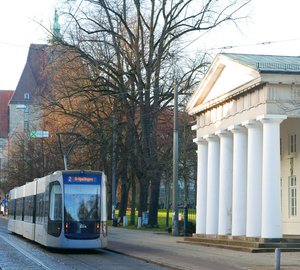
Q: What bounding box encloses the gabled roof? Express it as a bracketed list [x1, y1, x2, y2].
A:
[187, 53, 300, 115]
[9, 44, 49, 104]
[0, 90, 14, 137]
[222, 53, 300, 74]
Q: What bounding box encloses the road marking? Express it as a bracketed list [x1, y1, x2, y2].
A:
[0, 234, 52, 270]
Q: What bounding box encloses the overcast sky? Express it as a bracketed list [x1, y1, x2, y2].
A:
[1, 0, 300, 90]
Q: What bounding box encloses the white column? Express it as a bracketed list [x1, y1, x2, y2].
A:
[229, 125, 247, 236]
[243, 120, 263, 237]
[205, 134, 220, 235]
[216, 130, 233, 235]
[194, 138, 208, 235]
[257, 114, 287, 238]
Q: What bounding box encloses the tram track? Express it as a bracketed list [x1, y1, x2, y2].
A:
[0, 218, 167, 270]
[0, 230, 156, 270]
[0, 230, 94, 270]
[51, 250, 106, 270]
[0, 233, 52, 270]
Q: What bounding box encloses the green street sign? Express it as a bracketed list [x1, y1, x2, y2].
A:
[30, 130, 49, 138]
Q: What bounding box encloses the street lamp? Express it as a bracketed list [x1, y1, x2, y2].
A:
[172, 81, 179, 236]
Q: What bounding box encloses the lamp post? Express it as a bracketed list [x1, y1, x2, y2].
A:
[172, 81, 179, 236]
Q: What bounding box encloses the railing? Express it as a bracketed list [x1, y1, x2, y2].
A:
[256, 62, 300, 71]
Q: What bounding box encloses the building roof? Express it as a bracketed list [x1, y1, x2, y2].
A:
[9, 44, 49, 104]
[221, 53, 300, 74]
[187, 52, 300, 116]
[0, 90, 14, 137]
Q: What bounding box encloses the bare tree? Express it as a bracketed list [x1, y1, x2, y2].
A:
[48, 0, 251, 226]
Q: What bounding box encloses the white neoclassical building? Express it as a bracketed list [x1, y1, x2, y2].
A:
[187, 53, 300, 239]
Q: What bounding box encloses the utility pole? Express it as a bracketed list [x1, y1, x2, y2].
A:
[172, 80, 179, 236]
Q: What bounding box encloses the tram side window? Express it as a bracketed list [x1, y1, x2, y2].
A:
[9, 199, 15, 219]
[24, 195, 35, 223]
[15, 198, 24, 221]
[44, 191, 49, 224]
[48, 181, 62, 237]
[36, 193, 45, 224]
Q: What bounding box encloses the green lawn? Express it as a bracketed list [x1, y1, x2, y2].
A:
[109, 208, 196, 233]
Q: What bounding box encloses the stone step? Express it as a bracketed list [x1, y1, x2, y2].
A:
[178, 240, 255, 252]
[178, 240, 300, 253]
[180, 236, 300, 253]
[184, 236, 300, 248]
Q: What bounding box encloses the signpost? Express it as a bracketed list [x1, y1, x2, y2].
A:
[30, 130, 49, 138]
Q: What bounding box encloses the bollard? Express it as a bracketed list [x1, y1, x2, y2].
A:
[123, 216, 128, 227]
[275, 248, 281, 270]
[137, 217, 142, 228]
[184, 206, 189, 236]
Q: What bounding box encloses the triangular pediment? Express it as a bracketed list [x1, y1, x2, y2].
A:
[187, 53, 260, 115]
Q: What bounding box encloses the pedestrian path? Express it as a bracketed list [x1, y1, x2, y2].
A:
[107, 226, 300, 270]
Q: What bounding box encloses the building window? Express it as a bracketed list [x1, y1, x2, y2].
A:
[289, 176, 297, 217]
[24, 93, 30, 100]
[289, 134, 297, 154]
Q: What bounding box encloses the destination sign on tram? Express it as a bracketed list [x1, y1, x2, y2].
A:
[63, 174, 101, 184]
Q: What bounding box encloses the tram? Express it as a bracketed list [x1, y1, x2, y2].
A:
[8, 170, 108, 249]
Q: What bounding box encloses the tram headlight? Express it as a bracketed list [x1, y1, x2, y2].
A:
[96, 222, 100, 233]
[65, 222, 69, 233]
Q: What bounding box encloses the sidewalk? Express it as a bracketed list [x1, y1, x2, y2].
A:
[107, 226, 300, 270]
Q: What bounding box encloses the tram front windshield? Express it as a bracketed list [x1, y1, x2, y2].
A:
[64, 185, 100, 222]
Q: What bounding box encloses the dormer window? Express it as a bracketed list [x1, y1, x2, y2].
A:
[24, 93, 30, 100]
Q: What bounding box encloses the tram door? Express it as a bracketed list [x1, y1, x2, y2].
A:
[48, 181, 62, 237]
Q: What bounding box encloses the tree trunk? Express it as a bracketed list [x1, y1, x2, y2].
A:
[138, 178, 148, 217]
[118, 176, 130, 222]
[148, 170, 161, 227]
[130, 176, 136, 225]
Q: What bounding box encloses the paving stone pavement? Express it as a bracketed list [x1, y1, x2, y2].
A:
[107, 226, 300, 270]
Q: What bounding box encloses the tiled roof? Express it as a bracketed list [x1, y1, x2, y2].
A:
[221, 53, 300, 73]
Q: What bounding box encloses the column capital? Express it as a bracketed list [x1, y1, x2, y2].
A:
[228, 124, 246, 134]
[204, 134, 219, 142]
[242, 119, 262, 129]
[193, 138, 207, 145]
[257, 114, 287, 124]
[215, 129, 232, 138]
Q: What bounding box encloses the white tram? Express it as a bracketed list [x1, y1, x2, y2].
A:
[8, 170, 108, 249]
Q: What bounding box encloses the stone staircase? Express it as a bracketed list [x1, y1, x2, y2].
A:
[178, 234, 300, 253]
